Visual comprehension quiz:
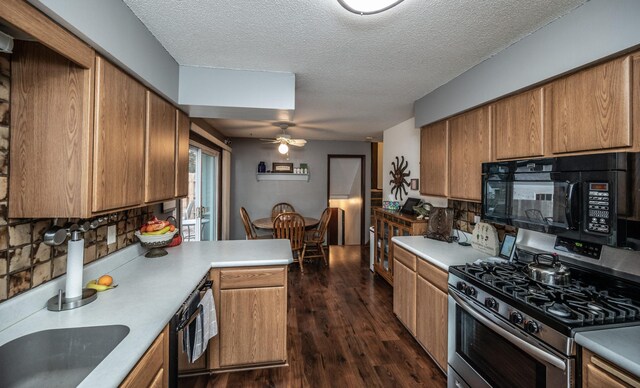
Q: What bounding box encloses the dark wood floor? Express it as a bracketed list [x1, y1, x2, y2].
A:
[181, 246, 446, 388]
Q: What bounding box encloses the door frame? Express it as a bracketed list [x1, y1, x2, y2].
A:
[187, 140, 222, 241]
[327, 154, 366, 245]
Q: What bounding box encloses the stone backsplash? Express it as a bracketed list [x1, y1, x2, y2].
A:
[449, 200, 517, 243]
[0, 53, 156, 302]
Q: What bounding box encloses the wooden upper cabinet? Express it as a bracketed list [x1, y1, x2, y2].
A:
[494, 87, 544, 160]
[9, 41, 94, 218]
[175, 111, 190, 198]
[420, 121, 448, 197]
[92, 56, 146, 212]
[448, 106, 492, 202]
[145, 92, 176, 203]
[547, 55, 632, 154]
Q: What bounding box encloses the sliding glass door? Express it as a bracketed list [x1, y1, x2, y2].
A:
[181, 143, 219, 241]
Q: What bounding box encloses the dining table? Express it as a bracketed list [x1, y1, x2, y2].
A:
[253, 216, 320, 230]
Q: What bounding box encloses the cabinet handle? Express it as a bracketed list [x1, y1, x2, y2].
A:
[591, 356, 640, 387]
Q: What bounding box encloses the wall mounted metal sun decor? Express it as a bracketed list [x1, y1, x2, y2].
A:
[389, 156, 410, 201]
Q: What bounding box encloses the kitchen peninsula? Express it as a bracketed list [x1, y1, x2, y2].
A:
[0, 240, 293, 388]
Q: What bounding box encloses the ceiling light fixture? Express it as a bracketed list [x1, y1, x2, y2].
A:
[278, 143, 289, 154]
[338, 0, 404, 15]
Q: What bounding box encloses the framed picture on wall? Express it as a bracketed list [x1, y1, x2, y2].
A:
[273, 162, 294, 173]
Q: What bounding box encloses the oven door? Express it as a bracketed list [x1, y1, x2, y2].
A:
[448, 291, 573, 388]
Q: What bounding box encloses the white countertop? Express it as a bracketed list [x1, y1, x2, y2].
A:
[0, 239, 293, 388]
[392, 235, 489, 271]
[575, 326, 640, 378]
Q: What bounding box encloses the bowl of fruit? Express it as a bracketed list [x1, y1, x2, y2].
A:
[135, 217, 178, 258]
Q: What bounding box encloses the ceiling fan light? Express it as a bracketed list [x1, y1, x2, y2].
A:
[278, 143, 289, 154]
[338, 0, 404, 15]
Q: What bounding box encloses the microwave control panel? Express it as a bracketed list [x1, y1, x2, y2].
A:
[586, 182, 610, 234]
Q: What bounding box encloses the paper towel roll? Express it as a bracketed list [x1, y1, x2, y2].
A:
[66, 238, 84, 300]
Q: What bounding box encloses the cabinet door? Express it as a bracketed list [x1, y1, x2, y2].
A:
[121, 325, 168, 388]
[416, 276, 448, 371]
[547, 55, 632, 154]
[393, 259, 416, 334]
[420, 121, 448, 197]
[93, 56, 145, 212]
[175, 111, 190, 197]
[219, 287, 286, 367]
[449, 106, 492, 201]
[582, 349, 640, 388]
[145, 92, 176, 203]
[494, 87, 544, 160]
[9, 41, 94, 218]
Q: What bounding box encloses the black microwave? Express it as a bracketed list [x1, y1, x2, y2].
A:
[481, 152, 640, 250]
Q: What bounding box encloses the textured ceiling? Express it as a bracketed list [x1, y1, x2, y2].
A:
[123, 0, 587, 141]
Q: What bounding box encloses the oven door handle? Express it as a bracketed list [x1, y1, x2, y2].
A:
[451, 292, 567, 371]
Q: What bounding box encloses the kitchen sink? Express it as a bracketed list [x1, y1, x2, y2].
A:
[0, 324, 129, 388]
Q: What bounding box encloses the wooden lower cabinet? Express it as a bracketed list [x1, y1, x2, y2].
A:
[393, 257, 417, 335]
[393, 243, 449, 373]
[207, 266, 288, 372]
[582, 348, 640, 388]
[121, 325, 169, 388]
[416, 276, 448, 371]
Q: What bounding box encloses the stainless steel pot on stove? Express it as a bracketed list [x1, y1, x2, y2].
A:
[524, 253, 571, 286]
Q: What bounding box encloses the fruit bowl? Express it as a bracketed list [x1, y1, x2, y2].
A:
[135, 229, 178, 258]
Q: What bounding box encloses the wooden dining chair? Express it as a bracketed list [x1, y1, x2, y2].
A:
[271, 202, 295, 218]
[303, 208, 331, 266]
[273, 212, 306, 273]
[240, 207, 264, 240]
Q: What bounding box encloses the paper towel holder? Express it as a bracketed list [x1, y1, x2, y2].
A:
[43, 220, 104, 311]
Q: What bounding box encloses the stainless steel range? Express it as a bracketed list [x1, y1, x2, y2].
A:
[447, 230, 640, 388]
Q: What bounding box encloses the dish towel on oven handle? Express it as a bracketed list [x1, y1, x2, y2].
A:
[191, 288, 218, 361]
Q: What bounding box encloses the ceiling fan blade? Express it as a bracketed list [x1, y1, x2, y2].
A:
[289, 139, 307, 145]
[259, 138, 279, 143]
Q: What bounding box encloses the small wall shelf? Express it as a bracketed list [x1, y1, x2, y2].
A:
[256, 173, 309, 182]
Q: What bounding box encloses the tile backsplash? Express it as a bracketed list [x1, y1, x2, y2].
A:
[0, 53, 155, 302]
[449, 200, 517, 242]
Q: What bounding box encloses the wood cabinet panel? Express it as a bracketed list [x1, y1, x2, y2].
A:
[449, 106, 492, 202]
[582, 348, 640, 388]
[420, 121, 448, 197]
[394, 245, 416, 271]
[120, 325, 168, 388]
[393, 259, 416, 335]
[145, 92, 176, 203]
[417, 259, 448, 293]
[220, 267, 286, 289]
[9, 41, 94, 218]
[219, 286, 287, 367]
[494, 87, 544, 159]
[175, 111, 190, 197]
[92, 56, 146, 212]
[547, 55, 632, 154]
[416, 276, 448, 371]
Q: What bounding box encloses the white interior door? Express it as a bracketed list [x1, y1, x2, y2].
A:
[181, 143, 219, 241]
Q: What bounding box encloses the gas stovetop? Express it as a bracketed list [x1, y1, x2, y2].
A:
[453, 260, 640, 327]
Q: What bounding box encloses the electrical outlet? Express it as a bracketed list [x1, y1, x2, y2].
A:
[107, 225, 116, 245]
[474, 215, 481, 224]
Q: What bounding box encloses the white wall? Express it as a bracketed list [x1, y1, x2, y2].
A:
[414, 0, 640, 127]
[382, 118, 447, 208]
[230, 138, 371, 241]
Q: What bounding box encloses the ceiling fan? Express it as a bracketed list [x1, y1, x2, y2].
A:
[261, 122, 307, 154]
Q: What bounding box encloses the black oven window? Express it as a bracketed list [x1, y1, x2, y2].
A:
[457, 308, 546, 388]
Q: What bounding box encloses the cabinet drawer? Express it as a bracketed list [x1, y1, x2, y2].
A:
[394, 245, 416, 271]
[120, 330, 165, 388]
[220, 267, 286, 289]
[417, 259, 448, 293]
